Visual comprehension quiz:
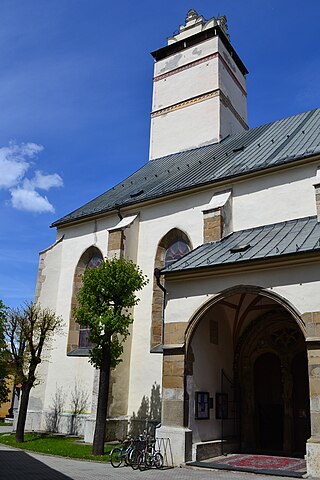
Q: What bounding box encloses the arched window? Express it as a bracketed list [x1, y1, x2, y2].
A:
[151, 229, 192, 351]
[78, 251, 103, 348]
[67, 247, 103, 355]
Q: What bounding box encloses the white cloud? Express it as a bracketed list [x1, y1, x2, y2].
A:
[0, 141, 63, 213]
[10, 188, 55, 213]
[0, 141, 44, 189]
[19, 143, 43, 157]
[26, 170, 63, 191]
[0, 155, 29, 189]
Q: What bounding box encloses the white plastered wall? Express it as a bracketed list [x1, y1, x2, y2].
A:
[31, 159, 319, 426]
[153, 39, 220, 111]
[218, 37, 247, 123]
[188, 304, 233, 443]
[150, 36, 247, 159]
[33, 215, 117, 428]
[165, 261, 320, 328]
[232, 163, 318, 230]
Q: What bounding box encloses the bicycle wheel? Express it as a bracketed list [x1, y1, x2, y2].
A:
[154, 452, 163, 469]
[129, 447, 140, 470]
[145, 452, 153, 469]
[124, 446, 132, 466]
[138, 452, 147, 471]
[110, 447, 122, 468]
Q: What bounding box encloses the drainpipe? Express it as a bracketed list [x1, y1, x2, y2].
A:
[116, 206, 123, 221]
[154, 268, 166, 346]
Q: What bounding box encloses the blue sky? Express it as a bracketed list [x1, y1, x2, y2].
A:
[0, 0, 319, 308]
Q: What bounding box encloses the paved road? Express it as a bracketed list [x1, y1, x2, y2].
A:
[0, 442, 296, 480]
[0, 427, 295, 480]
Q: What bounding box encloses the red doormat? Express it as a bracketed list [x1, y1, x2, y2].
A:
[188, 454, 307, 477]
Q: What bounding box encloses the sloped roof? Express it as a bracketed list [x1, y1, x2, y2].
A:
[52, 108, 320, 228]
[162, 216, 320, 274]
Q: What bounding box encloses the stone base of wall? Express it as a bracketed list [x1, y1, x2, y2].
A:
[84, 417, 95, 443]
[84, 417, 160, 443]
[46, 413, 89, 436]
[193, 438, 239, 461]
[156, 425, 192, 465]
[17, 409, 90, 436]
[105, 419, 129, 441]
[85, 417, 127, 443]
[14, 409, 42, 432]
[307, 438, 320, 477]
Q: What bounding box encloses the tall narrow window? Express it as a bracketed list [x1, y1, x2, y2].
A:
[67, 246, 103, 355]
[78, 252, 103, 348]
[151, 229, 192, 351]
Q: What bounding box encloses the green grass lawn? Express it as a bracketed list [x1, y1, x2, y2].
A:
[0, 432, 115, 461]
[0, 422, 13, 426]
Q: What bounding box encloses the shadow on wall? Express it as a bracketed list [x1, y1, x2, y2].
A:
[45, 381, 89, 435]
[129, 382, 161, 438]
[44, 381, 161, 441]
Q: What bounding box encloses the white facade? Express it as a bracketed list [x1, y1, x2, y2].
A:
[149, 12, 248, 159]
[23, 9, 320, 477]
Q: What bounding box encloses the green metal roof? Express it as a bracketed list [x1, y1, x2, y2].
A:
[52, 108, 320, 228]
[162, 216, 320, 274]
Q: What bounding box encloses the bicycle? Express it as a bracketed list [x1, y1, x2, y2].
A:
[137, 438, 163, 470]
[110, 436, 135, 468]
[129, 432, 148, 470]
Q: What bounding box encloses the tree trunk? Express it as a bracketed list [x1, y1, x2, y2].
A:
[92, 346, 111, 455]
[15, 382, 32, 443]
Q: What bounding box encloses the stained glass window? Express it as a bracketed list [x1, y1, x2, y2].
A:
[78, 251, 103, 348]
[86, 253, 103, 269]
[78, 327, 91, 348]
[165, 240, 190, 266]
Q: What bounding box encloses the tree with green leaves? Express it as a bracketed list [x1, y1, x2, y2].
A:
[4, 303, 63, 442]
[74, 256, 148, 456]
[0, 299, 10, 406]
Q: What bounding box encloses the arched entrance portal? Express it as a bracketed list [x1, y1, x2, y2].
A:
[186, 288, 310, 458]
[236, 313, 310, 455]
[254, 353, 283, 451]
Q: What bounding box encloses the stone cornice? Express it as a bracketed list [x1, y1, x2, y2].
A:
[151, 88, 248, 130]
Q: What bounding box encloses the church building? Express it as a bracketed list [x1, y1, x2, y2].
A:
[28, 9, 320, 475]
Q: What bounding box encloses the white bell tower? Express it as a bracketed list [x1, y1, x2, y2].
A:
[149, 10, 248, 160]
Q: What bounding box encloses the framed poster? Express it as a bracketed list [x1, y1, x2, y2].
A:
[216, 392, 228, 419]
[195, 391, 210, 420]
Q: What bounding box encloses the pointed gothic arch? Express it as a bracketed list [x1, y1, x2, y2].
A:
[185, 285, 306, 351]
[67, 246, 103, 354]
[179, 284, 310, 457]
[150, 228, 192, 351]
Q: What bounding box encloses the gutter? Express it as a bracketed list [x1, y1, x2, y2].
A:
[154, 268, 166, 346]
[51, 151, 320, 229]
